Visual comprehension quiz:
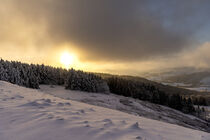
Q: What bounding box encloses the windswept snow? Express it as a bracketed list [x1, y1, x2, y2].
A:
[0, 81, 209, 140]
[40, 85, 210, 132]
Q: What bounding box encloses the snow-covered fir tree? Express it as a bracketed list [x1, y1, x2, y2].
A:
[0, 59, 108, 93]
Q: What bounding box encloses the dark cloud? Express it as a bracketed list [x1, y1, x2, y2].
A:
[5, 0, 210, 61]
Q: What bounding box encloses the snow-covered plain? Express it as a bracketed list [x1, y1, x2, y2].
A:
[0, 81, 210, 140]
[186, 87, 210, 92]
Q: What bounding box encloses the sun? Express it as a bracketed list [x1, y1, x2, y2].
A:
[60, 52, 75, 69]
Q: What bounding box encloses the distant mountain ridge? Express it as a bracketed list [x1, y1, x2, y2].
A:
[166, 71, 210, 86]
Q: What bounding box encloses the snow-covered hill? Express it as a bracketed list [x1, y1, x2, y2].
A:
[0, 81, 209, 140]
[40, 85, 210, 132]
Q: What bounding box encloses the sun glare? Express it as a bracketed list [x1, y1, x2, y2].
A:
[60, 52, 75, 69]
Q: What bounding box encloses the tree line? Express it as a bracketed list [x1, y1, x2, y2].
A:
[0, 59, 207, 115]
[106, 77, 207, 114]
[0, 59, 109, 93]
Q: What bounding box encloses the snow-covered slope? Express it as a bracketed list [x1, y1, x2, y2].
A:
[0, 81, 209, 140]
[40, 85, 210, 132]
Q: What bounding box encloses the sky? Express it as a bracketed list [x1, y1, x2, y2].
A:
[1, 0, 210, 75]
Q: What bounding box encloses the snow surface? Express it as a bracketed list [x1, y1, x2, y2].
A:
[162, 82, 192, 87]
[186, 87, 210, 92]
[40, 85, 210, 132]
[0, 81, 210, 140]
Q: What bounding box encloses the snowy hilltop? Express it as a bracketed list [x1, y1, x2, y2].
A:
[0, 81, 209, 140]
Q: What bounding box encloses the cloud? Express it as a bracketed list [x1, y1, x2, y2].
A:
[138, 42, 210, 72]
[1, 0, 210, 74]
[181, 42, 210, 68]
[2, 0, 209, 62]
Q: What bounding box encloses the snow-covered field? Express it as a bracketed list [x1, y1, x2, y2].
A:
[162, 82, 192, 87]
[40, 85, 210, 132]
[186, 87, 210, 92]
[0, 81, 210, 140]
